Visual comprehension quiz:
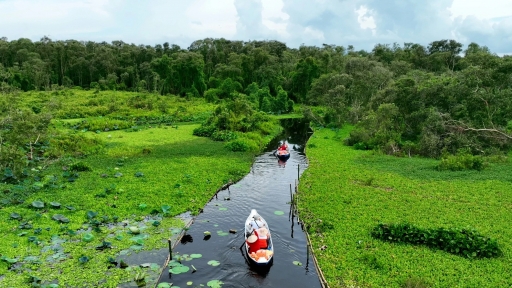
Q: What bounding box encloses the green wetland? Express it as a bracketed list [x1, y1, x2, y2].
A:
[299, 127, 512, 288]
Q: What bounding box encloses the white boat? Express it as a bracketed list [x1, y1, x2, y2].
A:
[244, 209, 274, 266]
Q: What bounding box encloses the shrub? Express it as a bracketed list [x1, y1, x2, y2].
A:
[45, 132, 104, 158]
[70, 162, 93, 172]
[192, 125, 216, 137]
[371, 223, 502, 259]
[437, 153, 486, 171]
[224, 139, 258, 152]
[211, 130, 237, 142]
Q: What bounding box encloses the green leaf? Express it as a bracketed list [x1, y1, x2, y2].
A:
[190, 254, 202, 259]
[31, 201, 44, 209]
[207, 280, 224, 288]
[162, 205, 171, 214]
[78, 256, 89, 263]
[86, 211, 98, 219]
[157, 283, 172, 288]
[129, 226, 140, 234]
[218, 207, 228, 211]
[52, 214, 70, 223]
[10, 212, 21, 220]
[169, 265, 190, 274]
[207, 260, 220, 267]
[293, 260, 302, 266]
[50, 202, 61, 208]
[82, 233, 94, 242]
[274, 211, 285, 215]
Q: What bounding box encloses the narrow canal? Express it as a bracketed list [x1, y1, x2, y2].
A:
[157, 118, 321, 288]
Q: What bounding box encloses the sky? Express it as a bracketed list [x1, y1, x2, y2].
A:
[0, 0, 511, 54]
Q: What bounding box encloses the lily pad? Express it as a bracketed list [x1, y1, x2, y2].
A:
[168, 260, 181, 268]
[170, 265, 190, 274]
[86, 211, 98, 219]
[274, 211, 285, 215]
[207, 260, 220, 267]
[187, 281, 193, 286]
[65, 205, 76, 211]
[115, 235, 124, 241]
[218, 207, 228, 211]
[82, 233, 94, 242]
[129, 226, 140, 234]
[216, 231, 229, 236]
[135, 172, 144, 177]
[78, 256, 89, 264]
[190, 254, 202, 259]
[162, 205, 171, 215]
[207, 280, 224, 288]
[31, 201, 44, 209]
[10, 212, 21, 220]
[52, 214, 70, 223]
[157, 283, 172, 288]
[130, 245, 143, 251]
[50, 202, 61, 208]
[203, 231, 211, 236]
[293, 260, 302, 266]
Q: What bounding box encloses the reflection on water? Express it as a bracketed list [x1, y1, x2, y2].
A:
[157, 118, 321, 288]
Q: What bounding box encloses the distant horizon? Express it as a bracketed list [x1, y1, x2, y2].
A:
[1, 0, 512, 55]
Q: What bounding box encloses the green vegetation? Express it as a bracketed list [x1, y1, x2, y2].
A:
[2, 36, 512, 287]
[371, 223, 502, 259]
[299, 127, 512, 288]
[0, 119, 275, 287]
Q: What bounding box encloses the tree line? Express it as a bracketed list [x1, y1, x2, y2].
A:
[1, 36, 512, 158]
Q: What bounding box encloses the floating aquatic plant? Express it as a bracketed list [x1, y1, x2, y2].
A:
[207, 280, 224, 287]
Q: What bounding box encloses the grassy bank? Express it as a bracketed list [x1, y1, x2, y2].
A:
[0, 123, 276, 287]
[299, 127, 512, 288]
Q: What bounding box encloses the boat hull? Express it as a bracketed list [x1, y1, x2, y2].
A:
[277, 153, 290, 161]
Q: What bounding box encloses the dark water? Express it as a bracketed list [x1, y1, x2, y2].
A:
[157, 118, 321, 288]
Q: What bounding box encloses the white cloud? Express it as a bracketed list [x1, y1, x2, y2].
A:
[0, 0, 511, 54]
[449, 0, 512, 20]
[0, 0, 115, 40]
[186, 0, 237, 36]
[355, 5, 376, 34]
[261, 0, 289, 37]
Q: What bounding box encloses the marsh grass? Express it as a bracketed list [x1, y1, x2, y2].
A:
[299, 127, 512, 288]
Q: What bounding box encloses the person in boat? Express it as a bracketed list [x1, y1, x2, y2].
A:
[255, 227, 270, 248]
[248, 215, 271, 248]
[246, 234, 263, 253]
[249, 214, 266, 231]
[277, 141, 289, 151]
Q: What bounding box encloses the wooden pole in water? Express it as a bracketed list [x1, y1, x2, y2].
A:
[297, 164, 300, 181]
[290, 184, 293, 203]
[306, 240, 310, 267]
[168, 238, 172, 260]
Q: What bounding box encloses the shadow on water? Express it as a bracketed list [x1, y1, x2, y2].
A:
[157, 118, 321, 288]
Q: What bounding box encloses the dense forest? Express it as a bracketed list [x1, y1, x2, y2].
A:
[1, 36, 512, 163]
